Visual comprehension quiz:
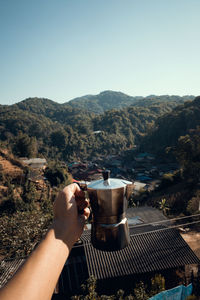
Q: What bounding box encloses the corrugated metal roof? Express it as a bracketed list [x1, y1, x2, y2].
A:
[84, 228, 200, 279]
[126, 206, 167, 223]
[80, 230, 91, 243]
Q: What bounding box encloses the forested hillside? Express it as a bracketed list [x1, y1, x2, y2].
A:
[141, 96, 200, 155]
[145, 124, 200, 216]
[0, 93, 193, 161]
[136, 96, 200, 216]
[66, 90, 142, 113]
[66, 91, 194, 113]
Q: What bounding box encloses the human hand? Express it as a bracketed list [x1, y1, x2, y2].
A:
[52, 183, 90, 248]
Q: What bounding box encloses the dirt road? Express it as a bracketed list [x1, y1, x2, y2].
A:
[181, 231, 200, 259]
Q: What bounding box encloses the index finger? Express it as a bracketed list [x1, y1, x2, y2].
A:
[62, 183, 81, 196]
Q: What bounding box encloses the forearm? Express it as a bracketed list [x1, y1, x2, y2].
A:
[0, 183, 89, 300]
[0, 224, 73, 300]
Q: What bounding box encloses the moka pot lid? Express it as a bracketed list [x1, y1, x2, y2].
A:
[87, 170, 132, 190]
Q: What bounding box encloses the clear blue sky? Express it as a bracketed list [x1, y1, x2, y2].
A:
[0, 0, 200, 105]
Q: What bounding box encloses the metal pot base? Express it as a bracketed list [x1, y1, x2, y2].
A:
[91, 218, 130, 251]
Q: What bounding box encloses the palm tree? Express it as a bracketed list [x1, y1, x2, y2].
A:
[159, 198, 170, 216]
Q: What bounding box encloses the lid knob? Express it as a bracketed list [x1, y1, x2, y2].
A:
[103, 170, 110, 181]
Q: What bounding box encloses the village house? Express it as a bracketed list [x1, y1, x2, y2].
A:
[21, 158, 47, 169]
[92, 130, 102, 134]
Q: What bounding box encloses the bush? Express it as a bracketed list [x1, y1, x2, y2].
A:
[160, 173, 174, 188]
[0, 210, 52, 259]
[44, 164, 71, 187]
[72, 274, 165, 299]
[187, 190, 200, 215]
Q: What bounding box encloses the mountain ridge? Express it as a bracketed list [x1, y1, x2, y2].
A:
[1, 91, 195, 115]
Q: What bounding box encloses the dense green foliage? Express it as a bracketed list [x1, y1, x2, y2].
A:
[173, 126, 200, 182]
[0, 93, 194, 161]
[134, 96, 200, 215]
[146, 125, 200, 215]
[141, 96, 200, 155]
[0, 210, 52, 259]
[44, 162, 72, 186]
[72, 274, 165, 299]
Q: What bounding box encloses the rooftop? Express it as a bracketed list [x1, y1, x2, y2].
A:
[22, 158, 47, 164]
[84, 228, 200, 279]
[80, 207, 200, 279]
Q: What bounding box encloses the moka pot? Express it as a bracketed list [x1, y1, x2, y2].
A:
[87, 170, 133, 251]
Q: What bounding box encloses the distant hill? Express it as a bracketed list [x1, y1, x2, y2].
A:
[13, 97, 94, 129]
[0, 103, 64, 140]
[141, 96, 200, 155]
[15, 97, 60, 115]
[65, 90, 143, 113]
[0, 92, 197, 161]
[0, 96, 170, 160]
[7, 92, 195, 115]
[66, 91, 194, 113]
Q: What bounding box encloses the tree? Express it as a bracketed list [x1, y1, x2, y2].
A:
[134, 282, 148, 300]
[50, 130, 67, 149]
[22, 181, 37, 211]
[13, 134, 38, 158]
[44, 164, 71, 187]
[174, 127, 200, 182]
[80, 275, 98, 300]
[187, 191, 200, 215]
[150, 274, 165, 297]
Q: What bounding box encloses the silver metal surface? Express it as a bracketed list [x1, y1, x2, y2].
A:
[91, 218, 130, 251]
[100, 217, 128, 228]
[87, 178, 132, 190]
[87, 174, 134, 251]
[88, 187, 126, 224]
